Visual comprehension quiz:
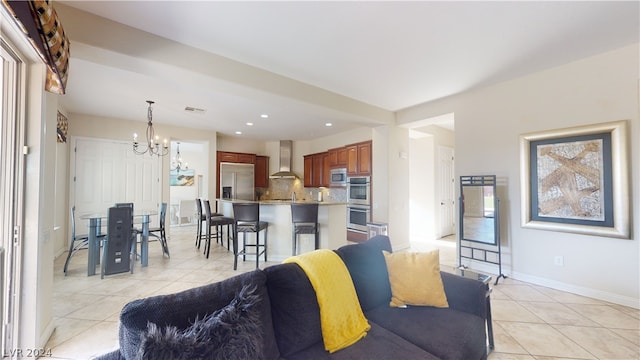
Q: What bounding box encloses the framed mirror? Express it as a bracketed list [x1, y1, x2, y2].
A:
[459, 175, 498, 245]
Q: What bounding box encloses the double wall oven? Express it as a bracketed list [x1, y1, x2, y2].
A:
[346, 176, 371, 234]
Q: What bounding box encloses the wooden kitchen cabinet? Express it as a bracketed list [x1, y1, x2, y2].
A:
[328, 147, 348, 168]
[346, 145, 358, 174]
[303, 151, 329, 187]
[303, 155, 313, 187]
[312, 153, 324, 187]
[254, 155, 269, 188]
[357, 141, 371, 175]
[346, 141, 371, 176]
[217, 151, 256, 164]
[322, 152, 331, 186]
[218, 151, 239, 163]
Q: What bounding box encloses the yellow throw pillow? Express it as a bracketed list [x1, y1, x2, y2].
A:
[382, 250, 449, 308]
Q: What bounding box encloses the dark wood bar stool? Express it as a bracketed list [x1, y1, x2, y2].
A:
[232, 203, 268, 270]
[203, 200, 234, 258]
[291, 203, 319, 255]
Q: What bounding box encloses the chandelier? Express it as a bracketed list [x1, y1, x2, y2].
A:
[170, 142, 189, 173]
[133, 100, 169, 156]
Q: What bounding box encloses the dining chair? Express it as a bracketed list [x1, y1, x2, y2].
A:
[232, 202, 268, 270]
[64, 206, 105, 275]
[291, 203, 319, 256]
[101, 206, 134, 278]
[148, 202, 170, 258]
[203, 200, 234, 258]
[115, 202, 141, 259]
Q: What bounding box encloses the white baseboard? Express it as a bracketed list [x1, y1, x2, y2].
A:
[458, 259, 638, 309]
[511, 271, 640, 309]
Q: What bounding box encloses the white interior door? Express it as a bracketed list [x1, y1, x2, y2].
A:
[437, 146, 455, 238]
[72, 137, 161, 228]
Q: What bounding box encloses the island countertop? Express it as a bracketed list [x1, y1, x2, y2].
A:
[216, 199, 347, 262]
[216, 198, 347, 206]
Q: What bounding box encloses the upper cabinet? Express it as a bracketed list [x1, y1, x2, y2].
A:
[217, 151, 256, 164]
[254, 155, 269, 188]
[328, 147, 347, 168]
[303, 152, 329, 188]
[304, 140, 372, 187]
[346, 140, 372, 176]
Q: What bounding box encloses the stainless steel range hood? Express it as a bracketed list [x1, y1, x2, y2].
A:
[269, 140, 298, 179]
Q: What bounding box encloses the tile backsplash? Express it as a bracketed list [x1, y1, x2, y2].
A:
[257, 178, 347, 202]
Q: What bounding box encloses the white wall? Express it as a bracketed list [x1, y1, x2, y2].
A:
[397, 44, 640, 307]
[409, 135, 436, 242]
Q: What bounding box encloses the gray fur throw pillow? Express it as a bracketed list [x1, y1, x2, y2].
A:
[135, 284, 264, 360]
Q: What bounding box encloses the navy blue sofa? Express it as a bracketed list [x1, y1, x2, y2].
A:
[95, 235, 488, 360]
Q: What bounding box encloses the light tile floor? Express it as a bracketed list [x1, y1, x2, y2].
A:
[47, 227, 639, 359]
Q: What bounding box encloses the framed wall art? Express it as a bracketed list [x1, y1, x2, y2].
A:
[519, 120, 629, 239]
[170, 169, 195, 186]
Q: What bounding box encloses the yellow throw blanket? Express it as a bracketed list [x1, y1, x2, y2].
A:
[284, 249, 370, 353]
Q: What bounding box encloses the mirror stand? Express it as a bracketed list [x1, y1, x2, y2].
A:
[458, 175, 507, 285]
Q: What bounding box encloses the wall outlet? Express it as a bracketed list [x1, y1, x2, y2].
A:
[554, 255, 564, 267]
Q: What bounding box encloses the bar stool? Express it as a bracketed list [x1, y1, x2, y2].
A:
[232, 203, 268, 270]
[195, 198, 206, 248]
[291, 203, 319, 255]
[196, 198, 222, 249]
[203, 200, 234, 258]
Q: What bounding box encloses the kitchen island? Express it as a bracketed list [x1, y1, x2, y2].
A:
[216, 199, 347, 262]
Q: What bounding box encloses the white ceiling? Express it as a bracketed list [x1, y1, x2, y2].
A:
[55, 1, 639, 141]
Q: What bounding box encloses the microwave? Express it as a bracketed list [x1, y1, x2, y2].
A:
[330, 168, 347, 187]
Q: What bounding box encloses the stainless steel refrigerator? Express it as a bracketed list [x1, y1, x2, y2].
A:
[220, 163, 255, 200]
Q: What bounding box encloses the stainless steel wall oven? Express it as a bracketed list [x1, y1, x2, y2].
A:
[347, 205, 371, 233]
[347, 176, 370, 205]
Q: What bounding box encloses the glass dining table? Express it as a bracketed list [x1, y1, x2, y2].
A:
[79, 210, 157, 276]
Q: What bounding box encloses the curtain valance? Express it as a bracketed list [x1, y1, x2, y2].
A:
[2, 0, 70, 94]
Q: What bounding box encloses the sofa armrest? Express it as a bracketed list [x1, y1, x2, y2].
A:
[91, 349, 124, 360]
[440, 271, 487, 319]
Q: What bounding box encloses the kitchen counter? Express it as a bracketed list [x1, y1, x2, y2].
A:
[216, 198, 347, 261]
[217, 198, 347, 205]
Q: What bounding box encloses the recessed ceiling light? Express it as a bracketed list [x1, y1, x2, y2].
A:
[246, 122, 254, 126]
[325, 122, 333, 127]
[260, 114, 269, 119]
[235, 131, 242, 135]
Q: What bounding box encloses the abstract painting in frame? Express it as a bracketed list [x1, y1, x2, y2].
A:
[519, 120, 629, 239]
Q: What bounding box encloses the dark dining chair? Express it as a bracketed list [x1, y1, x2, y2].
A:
[148, 202, 169, 257]
[203, 200, 234, 258]
[101, 206, 134, 278]
[115, 202, 141, 258]
[291, 203, 319, 256]
[232, 203, 268, 270]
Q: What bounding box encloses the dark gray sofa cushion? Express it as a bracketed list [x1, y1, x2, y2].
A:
[334, 235, 393, 311]
[264, 263, 322, 357]
[365, 305, 486, 360]
[284, 322, 440, 360]
[118, 270, 279, 360]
